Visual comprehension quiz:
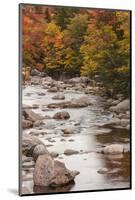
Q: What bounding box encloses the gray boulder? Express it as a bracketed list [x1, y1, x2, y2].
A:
[32, 144, 49, 161]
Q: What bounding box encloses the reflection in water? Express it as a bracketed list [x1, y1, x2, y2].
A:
[103, 153, 130, 182]
[33, 181, 75, 194]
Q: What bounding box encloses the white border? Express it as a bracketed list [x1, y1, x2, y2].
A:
[0, 0, 134, 199]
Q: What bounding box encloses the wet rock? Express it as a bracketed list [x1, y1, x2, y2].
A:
[60, 138, 66, 142]
[62, 128, 74, 135]
[23, 109, 44, 122]
[50, 151, 59, 158]
[103, 144, 124, 154]
[37, 92, 46, 96]
[48, 87, 58, 93]
[34, 120, 45, 127]
[52, 93, 65, 100]
[53, 111, 70, 120]
[64, 149, 79, 155]
[22, 119, 33, 129]
[68, 139, 75, 142]
[33, 154, 79, 187]
[109, 99, 130, 113]
[32, 144, 49, 161]
[97, 168, 108, 174]
[22, 135, 44, 156]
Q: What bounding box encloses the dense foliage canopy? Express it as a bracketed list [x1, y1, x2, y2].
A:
[22, 5, 130, 97]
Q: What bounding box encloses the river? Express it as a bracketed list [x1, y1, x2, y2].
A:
[22, 82, 130, 194]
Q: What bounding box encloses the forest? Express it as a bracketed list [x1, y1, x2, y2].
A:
[22, 5, 130, 97]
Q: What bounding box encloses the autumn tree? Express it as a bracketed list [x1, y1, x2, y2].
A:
[63, 14, 88, 76]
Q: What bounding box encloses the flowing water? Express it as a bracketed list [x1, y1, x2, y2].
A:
[22, 84, 130, 194]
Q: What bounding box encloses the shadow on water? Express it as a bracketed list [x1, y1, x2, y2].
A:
[95, 128, 130, 145]
[95, 128, 130, 185]
[33, 181, 75, 194]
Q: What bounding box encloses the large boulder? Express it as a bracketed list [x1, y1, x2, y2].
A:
[23, 109, 44, 122]
[110, 99, 130, 113]
[53, 111, 70, 120]
[22, 135, 45, 157]
[102, 144, 124, 154]
[33, 154, 79, 187]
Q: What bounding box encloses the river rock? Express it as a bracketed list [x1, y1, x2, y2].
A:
[52, 93, 65, 100]
[70, 96, 92, 107]
[22, 135, 45, 156]
[64, 149, 79, 155]
[48, 87, 58, 93]
[53, 111, 70, 120]
[22, 119, 33, 129]
[33, 154, 79, 187]
[34, 120, 45, 127]
[109, 99, 130, 113]
[23, 109, 44, 122]
[62, 128, 74, 135]
[50, 151, 59, 158]
[103, 144, 124, 154]
[32, 144, 49, 161]
[97, 168, 108, 174]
